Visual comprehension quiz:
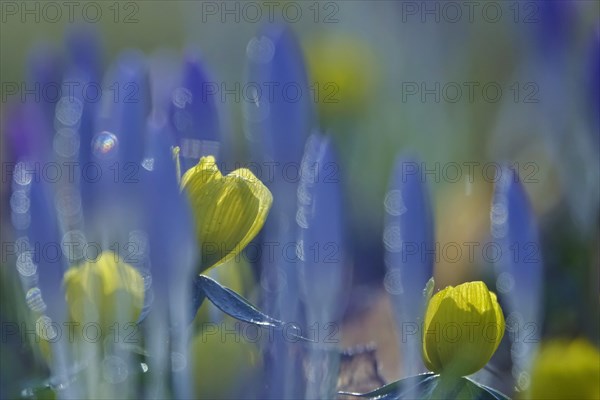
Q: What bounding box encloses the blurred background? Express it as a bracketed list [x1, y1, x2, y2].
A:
[1, 0, 599, 398]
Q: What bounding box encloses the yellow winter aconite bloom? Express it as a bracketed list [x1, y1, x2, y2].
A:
[527, 338, 600, 400]
[63, 251, 144, 330]
[422, 281, 505, 377]
[181, 156, 273, 273]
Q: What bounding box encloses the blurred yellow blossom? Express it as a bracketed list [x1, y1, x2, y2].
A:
[527, 338, 600, 399]
[305, 34, 378, 121]
[63, 251, 144, 331]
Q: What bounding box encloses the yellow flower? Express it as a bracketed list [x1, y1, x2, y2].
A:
[527, 338, 600, 399]
[63, 251, 144, 330]
[422, 281, 505, 377]
[181, 156, 273, 273]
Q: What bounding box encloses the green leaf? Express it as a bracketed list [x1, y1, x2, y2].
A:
[464, 378, 512, 400]
[195, 275, 314, 342]
[338, 374, 511, 400]
[338, 373, 436, 399]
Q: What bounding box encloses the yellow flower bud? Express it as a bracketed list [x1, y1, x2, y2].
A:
[63, 251, 144, 330]
[527, 339, 600, 399]
[422, 281, 505, 377]
[181, 156, 273, 273]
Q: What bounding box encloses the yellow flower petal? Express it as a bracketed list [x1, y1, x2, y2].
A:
[63, 251, 144, 330]
[181, 156, 273, 273]
[422, 281, 505, 377]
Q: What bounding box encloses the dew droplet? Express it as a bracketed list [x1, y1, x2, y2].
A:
[91, 131, 119, 160]
[53, 128, 80, 158]
[295, 239, 305, 262]
[384, 190, 407, 216]
[383, 225, 403, 252]
[17, 252, 37, 276]
[11, 211, 31, 230]
[246, 36, 275, 64]
[172, 87, 192, 109]
[61, 230, 88, 262]
[516, 371, 531, 391]
[13, 162, 33, 186]
[141, 158, 154, 171]
[10, 190, 30, 214]
[384, 269, 404, 295]
[301, 160, 319, 184]
[496, 272, 515, 293]
[56, 97, 83, 126]
[36, 316, 58, 340]
[26, 287, 47, 312]
[295, 208, 310, 229]
[490, 202, 508, 226]
[297, 185, 312, 207]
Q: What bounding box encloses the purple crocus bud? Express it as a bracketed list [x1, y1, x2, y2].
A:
[26, 42, 63, 127]
[95, 50, 149, 166]
[297, 133, 348, 399]
[491, 166, 543, 387]
[65, 25, 102, 83]
[4, 102, 50, 164]
[244, 24, 312, 399]
[297, 133, 348, 324]
[244, 23, 312, 176]
[140, 124, 198, 399]
[170, 53, 221, 170]
[81, 50, 150, 235]
[142, 126, 196, 298]
[61, 27, 102, 168]
[384, 155, 434, 376]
